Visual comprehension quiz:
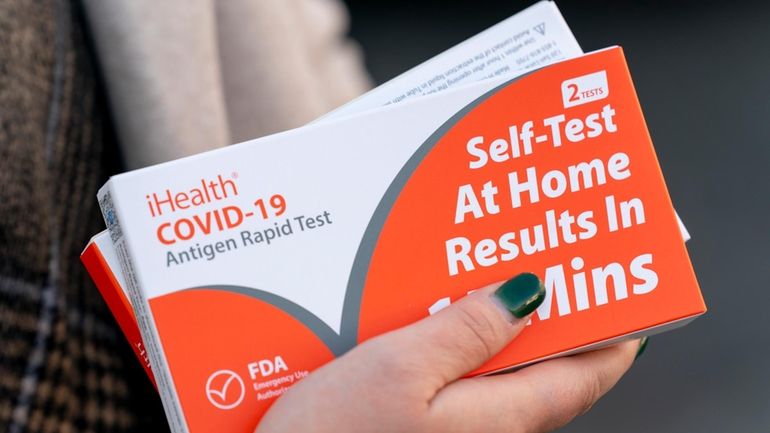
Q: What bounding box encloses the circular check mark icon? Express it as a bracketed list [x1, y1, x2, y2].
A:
[206, 369, 246, 410]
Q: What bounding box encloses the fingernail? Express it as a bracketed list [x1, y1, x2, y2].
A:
[493, 273, 546, 319]
[635, 337, 649, 360]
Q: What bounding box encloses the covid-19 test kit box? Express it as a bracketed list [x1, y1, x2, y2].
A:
[91, 45, 705, 433]
[82, 0, 598, 394]
[81, 2, 704, 432]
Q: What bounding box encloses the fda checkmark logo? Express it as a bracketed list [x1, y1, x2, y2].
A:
[205, 370, 245, 410]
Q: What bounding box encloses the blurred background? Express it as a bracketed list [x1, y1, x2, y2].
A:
[343, 0, 770, 431]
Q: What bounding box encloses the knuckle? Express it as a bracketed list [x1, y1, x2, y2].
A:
[356, 334, 422, 378]
[514, 366, 612, 433]
[574, 369, 604, 416]
[524, 368, 605, 432]
[451, 299, 506, 360]
[516, 380, 564, 433]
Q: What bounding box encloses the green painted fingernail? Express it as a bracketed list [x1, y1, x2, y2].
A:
[635, 337, 649, 360]
[494, 273, 545, 318]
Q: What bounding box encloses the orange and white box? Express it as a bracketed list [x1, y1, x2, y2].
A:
[82, 4, 687, 379]
[82, 232, 156, 386]
[93, 47, 704, 433]
[83, 0, 591, 389]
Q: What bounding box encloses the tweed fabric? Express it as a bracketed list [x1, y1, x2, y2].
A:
[0, 1, 166, 431]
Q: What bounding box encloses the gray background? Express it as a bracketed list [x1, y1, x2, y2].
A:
[343, 0, 770, 431]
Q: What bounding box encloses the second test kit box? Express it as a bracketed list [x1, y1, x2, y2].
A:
[98, 48, 705, 433]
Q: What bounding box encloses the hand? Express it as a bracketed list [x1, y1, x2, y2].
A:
[256, 273, 642, 433]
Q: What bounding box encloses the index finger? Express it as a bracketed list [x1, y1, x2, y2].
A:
[428, 339, 641, 433]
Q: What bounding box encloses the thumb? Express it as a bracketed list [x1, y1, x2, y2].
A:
[385, 273, 545, 387]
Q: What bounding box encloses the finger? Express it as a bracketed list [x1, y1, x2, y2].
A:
[379, 273, 545, 389]
[429, 339, 641, 433]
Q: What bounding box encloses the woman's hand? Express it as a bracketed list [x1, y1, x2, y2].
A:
[256, 273, 642, 433]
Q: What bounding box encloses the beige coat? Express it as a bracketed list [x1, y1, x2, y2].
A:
[83, 0, 372, 169]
